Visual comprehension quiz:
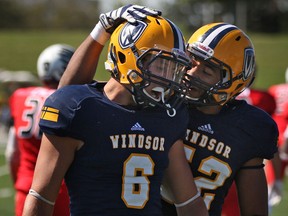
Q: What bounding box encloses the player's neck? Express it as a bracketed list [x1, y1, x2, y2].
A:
[104, 78, 135, 106]
[197, 105, 222, 114]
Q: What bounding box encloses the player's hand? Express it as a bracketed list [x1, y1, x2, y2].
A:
[99, 4, 161, 34]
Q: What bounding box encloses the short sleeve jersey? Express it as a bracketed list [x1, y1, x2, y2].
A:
[162, 100, 278, 216]
[9, 86, 55, 191]
[39, 82, 189, 216]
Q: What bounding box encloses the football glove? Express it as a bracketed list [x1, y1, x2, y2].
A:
[99, 4, 162, 34]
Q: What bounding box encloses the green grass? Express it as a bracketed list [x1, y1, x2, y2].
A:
[0, 30, 288, 88]
[0, 145, 15, 215]
[249, 33, 288, 89]
[272, 177, 288, 215]
[0, 31, 288, 215]
[0, 30, 110, 82]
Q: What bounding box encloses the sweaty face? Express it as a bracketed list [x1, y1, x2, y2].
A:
[184, 54, 221, 100]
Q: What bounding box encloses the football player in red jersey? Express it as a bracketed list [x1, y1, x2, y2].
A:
[237, 88, 276, 115]
[268, 71, 288, 147]
[23, 5, 208, 216]
[265, 68, 288, 212]
[280, 99, 288, 160]
[5, 44, 75, 216]
[280, 102, 288, 163]
[160, 23, 278, 216]
[221, 87, 279, 216]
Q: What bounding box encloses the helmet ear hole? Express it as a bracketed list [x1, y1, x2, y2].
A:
[235, 35, 241, 41]
[118, 51, 126, 64]
[44, 62, 50, 72]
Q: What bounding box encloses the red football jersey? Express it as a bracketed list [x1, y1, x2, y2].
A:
[10, 86, 70, 216]
[269, 83, 288, 145]
[9, 86, 55, 191]
[237, 88, 276, 115]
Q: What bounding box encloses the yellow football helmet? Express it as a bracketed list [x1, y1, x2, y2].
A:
[105, 15, 191, 113]
[185, 22, 256, 106]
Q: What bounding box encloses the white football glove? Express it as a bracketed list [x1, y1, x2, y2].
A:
[99, 4, 161, 34]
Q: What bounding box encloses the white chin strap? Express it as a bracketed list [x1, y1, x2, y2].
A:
[143, 87, 176, 117]
[185, 95, 200, 101]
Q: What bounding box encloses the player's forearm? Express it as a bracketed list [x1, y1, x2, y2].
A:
[176, 197, 208, 216]
[22, 195, 54, 216]
[58, 36, 104, 88]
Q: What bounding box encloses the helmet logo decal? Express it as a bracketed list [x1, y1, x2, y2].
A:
[243, 48, 255, 80]
[119, 21, 147, 49]
[191, 42, 214, 59]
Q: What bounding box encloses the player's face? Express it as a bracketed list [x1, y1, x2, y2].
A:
[143, 54, 179, 80]
[185, 55, 221, 99]
[141, 55, 183, 102]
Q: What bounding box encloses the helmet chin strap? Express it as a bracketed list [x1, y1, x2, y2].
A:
[143, 87, 176, 117]
[165, 103, 176, 117]
[130, 86, 177, 117]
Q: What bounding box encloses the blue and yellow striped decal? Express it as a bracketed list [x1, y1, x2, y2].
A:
[40, 106, 59, 122]
[199, 23, 237, 49]
[166, 19, 185, 51]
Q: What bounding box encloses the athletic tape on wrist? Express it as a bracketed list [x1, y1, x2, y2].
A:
[90, 22, 110, 45]
[174, 191, 201, 208]
[29, 189, 55, 206]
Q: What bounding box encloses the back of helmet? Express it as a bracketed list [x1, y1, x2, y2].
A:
[37, 44, 75, 87]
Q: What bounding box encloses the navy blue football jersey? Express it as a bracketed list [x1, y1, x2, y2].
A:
[162, 100, 278, 216]
[39, 82, 189, 216]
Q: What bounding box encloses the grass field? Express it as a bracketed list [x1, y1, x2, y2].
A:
[0, 30, 288, 88]
[0, 30, 110, 82]
[0, 31, 288, 215]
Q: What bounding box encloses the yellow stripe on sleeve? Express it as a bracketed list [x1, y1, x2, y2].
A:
[40, 106, 59, 122]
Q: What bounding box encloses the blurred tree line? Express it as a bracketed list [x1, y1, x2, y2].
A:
[0, 0, 288, 33]
[161, 0, 288, 33]
[0, 0, 100, 30]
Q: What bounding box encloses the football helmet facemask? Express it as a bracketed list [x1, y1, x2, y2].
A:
[184, 22, 256, 106]
[37, 44, 75, 83]
[105, 16, 191, 115]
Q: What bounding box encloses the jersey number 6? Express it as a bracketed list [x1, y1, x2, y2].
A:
[122, 153, 155, 209]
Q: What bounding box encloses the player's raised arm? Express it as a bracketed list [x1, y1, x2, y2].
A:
[58, 4, 161, 88]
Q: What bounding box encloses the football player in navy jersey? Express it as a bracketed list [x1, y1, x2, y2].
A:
[161, 23, 279, 216]
[56, 9, 279, 216]
[23, 5, 208, 216]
